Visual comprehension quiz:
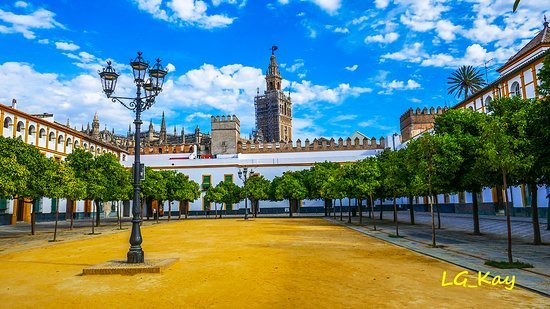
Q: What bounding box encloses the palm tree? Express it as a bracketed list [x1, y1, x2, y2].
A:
[447, 65, 486, 100]
[513, 0, 520, 12]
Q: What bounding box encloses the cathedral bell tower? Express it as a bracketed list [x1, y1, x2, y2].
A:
[254, 46, 293, 143]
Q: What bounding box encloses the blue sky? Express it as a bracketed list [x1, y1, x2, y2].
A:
[0, 0, 548, 140]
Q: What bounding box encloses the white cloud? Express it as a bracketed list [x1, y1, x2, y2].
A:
[378, 79, 421, 95]
[333, 114, 357, 121]
[309, 0, 341, 14]
[133, 0, 236, 29]
[211, 0, 247, 8]
[358, 116, 396, 133]
[185, 111, 211, 122]
[364, 32, 399, 44]
[291, 81, 372, 106]
[374, 0, 390, 9]
[286, 59, 305, 73]
[55, 41, 80, 51]
[0, 62, 134, 132]
[0, 7, 64, 39]
[345, 64, 358, 71]
[381, 42, 426, 63]
[399, 0, 451, 32]
[435, 20, 461, 42]
[37, 38, 49, 44]
[166, 63, 176, 72]
[325, 25, 349, 33]
[14, 1, 28, 8]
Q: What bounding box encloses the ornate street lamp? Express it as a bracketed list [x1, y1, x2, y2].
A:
[99, 51, 168, 264]
[238, 167, 253, 220]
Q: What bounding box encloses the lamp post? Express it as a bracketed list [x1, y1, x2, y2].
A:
[99, 52, 168, 263]
[238, 167, 253, 220]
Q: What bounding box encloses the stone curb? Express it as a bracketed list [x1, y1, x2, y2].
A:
[326, 218, 550, 297]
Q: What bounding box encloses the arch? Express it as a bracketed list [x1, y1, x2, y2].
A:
[83, 142, 88, 149]
[48, 132, 55, 141]
[66, 137, 72, 147]
[510, 81, 521, 98]
[39, 128, 46, 138]
[3, 117, 12, 129]
[484, 96, 492, 107]
[16, 121, 25, 132]
[103, 149, 107, 154]
[90, 145, 95, 151]
[28, 125, 36, 136]
[74, 140, 80, 148]
[58, 135, 64, 144]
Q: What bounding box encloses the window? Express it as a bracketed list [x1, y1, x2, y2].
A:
[58, 135, 64, 144]
[66, 138, 72, 147]
[484, 96, 492, 108]
[0, 199, 7, 214]
[224, 174, 233, 183]
[51, 198, 58, 213]
[202, 175, 211, 190]
[3, 117, 12, 128]
[28, 125, 36, 136]
[39, 128, 46, 138]
[510, 81, 521, 98]
[48, 132, 55, 141]
[16, 121, 24, 132]
[74, 140, 80, 148]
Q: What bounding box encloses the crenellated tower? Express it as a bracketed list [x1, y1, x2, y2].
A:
[254, 46, 293, 143]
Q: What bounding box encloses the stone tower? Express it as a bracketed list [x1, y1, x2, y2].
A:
[211, 115, 240, 156]
[399, 106, 448, 142]
[148, 120, 154, 142]
[254, 47, 292, 143]
[159, 112, 167, 145]
[91, 112, 100, 139]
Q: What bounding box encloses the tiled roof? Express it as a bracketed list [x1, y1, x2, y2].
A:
[498, 21, 550, 71]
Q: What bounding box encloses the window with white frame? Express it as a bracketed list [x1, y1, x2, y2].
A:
[510, 82, 521, 98]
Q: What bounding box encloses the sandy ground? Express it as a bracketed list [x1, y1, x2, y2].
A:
[0, 218, 545, 308]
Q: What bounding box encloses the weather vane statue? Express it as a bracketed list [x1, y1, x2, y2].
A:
[271, 45, 278, 55]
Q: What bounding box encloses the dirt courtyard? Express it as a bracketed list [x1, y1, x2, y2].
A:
[0, 218, 545, 308]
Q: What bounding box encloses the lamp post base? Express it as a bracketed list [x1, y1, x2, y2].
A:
[127, 250, 145, 264]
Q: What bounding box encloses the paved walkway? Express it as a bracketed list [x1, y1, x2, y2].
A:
[327, 211, 550, 296]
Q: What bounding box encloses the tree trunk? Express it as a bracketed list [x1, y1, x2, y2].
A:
[185, 201, 189, 219]
[168, 201, 172, 221]
[409, 196, 415, 225]
[91, 200, 95, 234]
[379, 199, 383, 220]
[370, 193, 376, 231]
[347, 198, 352, 224]
[393, 192, 399, 236]
[156, 200, 160, 223]
[95, 201, 101, 227]
[289, 199, 293, 217]
[472, 190, 481, 235]
[119, 201, 123, 230]
[53, 206, 59, 241]
[178, 201, 182, 220]
[324, 198, 328, 217]
[429, 194, 436, 247]
[435, 195, 441, 229]
[358, 197, 363, 225]
[502, 172, 513, 263]
[333, 199, 337, 219]
[529, 183, 541, 245]
[339, 199, 343, 221]
[70, 201, 74, 230]
[30, 199, 35, 236]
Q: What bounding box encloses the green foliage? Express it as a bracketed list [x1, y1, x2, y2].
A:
[271, 171, 307, 201]
[244, 175, 270, 202]
[217, 180, 243, 205]
[538, 54, 550, 96]
[377, 148, 406, 197]
[204, 182, 224, 204]
[0, 136, 50, 201]
[308, 161, 338, 199]
[45, 159, 86, 201]
[141, 167, 168, 202]
[447, 65, 486, 99]
[434, 108, 491, 192]
[0, 155, 29, 199]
